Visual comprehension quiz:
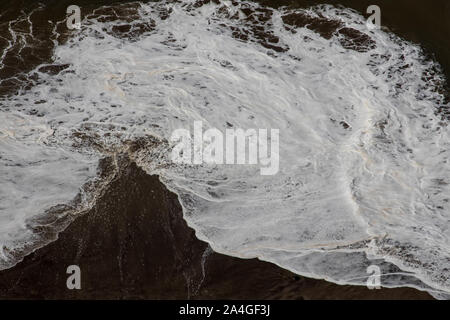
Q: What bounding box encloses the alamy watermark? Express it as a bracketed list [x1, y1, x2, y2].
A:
[66, 265, 81, 290]
[366, 5, 381, 30]
[366, 265, 381, 289]
[170, 121, 279, 175]
[66, 5, 81, 30]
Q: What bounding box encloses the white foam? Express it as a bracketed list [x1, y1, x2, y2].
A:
[1, 0, 449, 297]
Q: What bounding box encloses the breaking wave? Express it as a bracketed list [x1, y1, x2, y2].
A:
[1, 0, 449, 298]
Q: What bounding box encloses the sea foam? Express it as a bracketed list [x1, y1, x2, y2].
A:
[0, 0, 449, 298]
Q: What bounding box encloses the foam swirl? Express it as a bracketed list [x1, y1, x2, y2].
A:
[0, 0, 449, 298]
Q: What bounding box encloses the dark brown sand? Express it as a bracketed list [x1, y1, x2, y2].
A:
[0, 156, 432, 300]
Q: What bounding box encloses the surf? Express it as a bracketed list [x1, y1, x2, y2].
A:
[0, 0, 449, 298]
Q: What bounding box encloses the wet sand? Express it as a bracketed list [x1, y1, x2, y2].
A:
[0, 156, 432, 299]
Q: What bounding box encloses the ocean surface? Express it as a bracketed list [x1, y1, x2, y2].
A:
[0, 0, 449, 299]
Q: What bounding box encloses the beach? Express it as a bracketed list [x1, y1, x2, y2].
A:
[0, 0, 449, 299]
[0, 155, 433, 299]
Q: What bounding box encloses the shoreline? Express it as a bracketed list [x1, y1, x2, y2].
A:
[0, 155, 433, 299]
